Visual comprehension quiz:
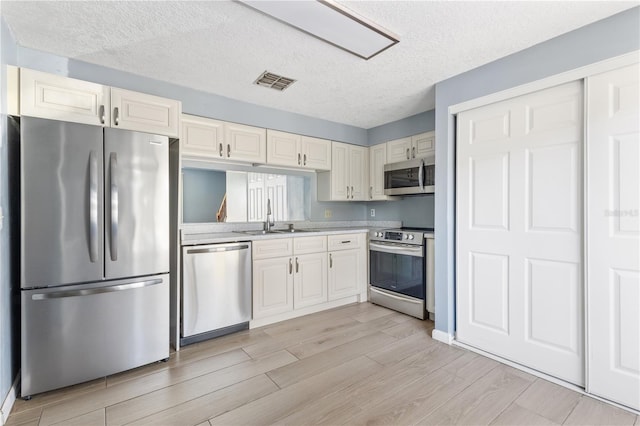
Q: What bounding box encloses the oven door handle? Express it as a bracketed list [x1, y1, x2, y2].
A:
[369, 242, 423, 257]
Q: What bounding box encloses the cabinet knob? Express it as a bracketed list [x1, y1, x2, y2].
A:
[219, 143, 223, 157]
[99, 105, 105, 125]
[227, 144, 231, 157]
[303, 154, 307, 166]
[298, 153, 301, 165]
[412, 147, 416, 158]
[295, 257, 299, 273]
[351, 186, 354, 199]
[406, 148, 410, 159]
[113, 107, 119, 126]
[289, 258, 293, 274]
[329, 253, 333, 268]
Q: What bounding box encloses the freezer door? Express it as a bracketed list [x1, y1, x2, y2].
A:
[21, 274, 169, 396]
[104, 128, 169, 279]
[21, 117, 104, 288]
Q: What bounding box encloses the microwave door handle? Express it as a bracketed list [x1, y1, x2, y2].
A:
[419, 159, 424, 192]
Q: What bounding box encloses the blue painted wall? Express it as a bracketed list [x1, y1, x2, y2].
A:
[182, 169, 227, 223]
[433, 6, 640, 335]
[367, 110, 435, 146]
[0, 16, 18, 407]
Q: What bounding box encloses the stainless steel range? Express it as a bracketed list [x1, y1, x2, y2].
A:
[369, 228, 435, 320]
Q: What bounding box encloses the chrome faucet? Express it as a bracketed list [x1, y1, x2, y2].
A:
[264, 198, 275, 231]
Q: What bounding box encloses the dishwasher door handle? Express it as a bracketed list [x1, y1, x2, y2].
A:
[186, 244, 250, 254]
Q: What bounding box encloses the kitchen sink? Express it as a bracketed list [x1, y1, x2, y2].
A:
[235, 229, 313, 236]
[270, 229, 314, 234]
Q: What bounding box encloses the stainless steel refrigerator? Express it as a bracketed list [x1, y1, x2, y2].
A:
[18, 116, 170, 397]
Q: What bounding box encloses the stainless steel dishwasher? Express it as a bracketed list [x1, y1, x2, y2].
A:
[181, 241, 252, 346]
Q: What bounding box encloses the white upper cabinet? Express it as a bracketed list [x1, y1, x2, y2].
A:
[318, 141, 368, 201]
[301, 136, 331, 170]
[111, 88, 180, 137]
[412, 131, 435, 159]
[267, 130, 331, 170]
[19, 68, 181, 137]
[368, 143, 390, 200]
[181, 114, 266, 163]
[349, 144, 368, 200]
[267, 130, 300, 167]
[181, 114, 225, 156]
[386, 131, 435, 163]
[386, 136, 412, 163]
[225, 122, 267, 163]
[20, 68, 111, 127]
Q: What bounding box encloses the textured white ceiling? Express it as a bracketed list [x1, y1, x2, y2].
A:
[1, 1, 635, 128]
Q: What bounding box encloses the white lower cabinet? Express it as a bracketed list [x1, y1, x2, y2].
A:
[294, 252, 328, 309]
[252, 257, 294, 319]
[327, 234, 366, 301]
[252, 233, 366, 326]
[328, 249, 362, 301]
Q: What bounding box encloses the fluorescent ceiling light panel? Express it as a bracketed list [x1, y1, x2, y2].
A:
[238, 0, 399, 60]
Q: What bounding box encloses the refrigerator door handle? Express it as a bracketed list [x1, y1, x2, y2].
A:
[31, 278, 163, 300]
[89, 151, 98, 263]
[109, 153, 119, 261]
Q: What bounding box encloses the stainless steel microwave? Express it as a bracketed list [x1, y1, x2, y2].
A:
[384, 156, 435, 195]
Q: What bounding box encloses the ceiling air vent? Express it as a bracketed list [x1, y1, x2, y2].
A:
[254, 71, 296, 91]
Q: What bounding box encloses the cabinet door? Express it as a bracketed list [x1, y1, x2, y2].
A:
[267, 130, 301, 167]
[294, 253, 328, 309]
[386, 137, 412, 163]
[181, 114, 225, 157]
[111, 88, 180, 137]
[412, 131, 435, 159]
[331, 142, 349, 200]
[328, 249, 363, 301]
[301, 136, 331, 170]
[253, 257, 294, 319]
[369, 144, 388, 200]
[586, 63, 640, 411]
[20, 68, 110, 126]
[225, 122, 266, 163]
[349, 145, 368, 201]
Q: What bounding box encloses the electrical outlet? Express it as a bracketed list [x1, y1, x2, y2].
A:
[370, 208, 376, 217]
[324, 209, 332, 218]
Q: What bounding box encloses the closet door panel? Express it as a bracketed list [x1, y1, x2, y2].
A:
[457, 81, 584, 386]
[587, 63, 640, 411]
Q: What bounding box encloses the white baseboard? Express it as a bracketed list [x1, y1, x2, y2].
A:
[249, 295, 359, 329]
[0, 374, 20, 426]
[432, 329, 454, 345]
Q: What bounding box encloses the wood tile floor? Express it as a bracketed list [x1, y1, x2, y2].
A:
[7, 302, 639, 426]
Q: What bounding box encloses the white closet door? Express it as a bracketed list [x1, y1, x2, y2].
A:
[457, 81, 584, 385]
[587, 63, 640, 411]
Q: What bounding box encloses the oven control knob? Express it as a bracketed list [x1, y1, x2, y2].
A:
[376, 232, 382, 237]
[408, 234, 415, 240]
[404, 234, 409, 240]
